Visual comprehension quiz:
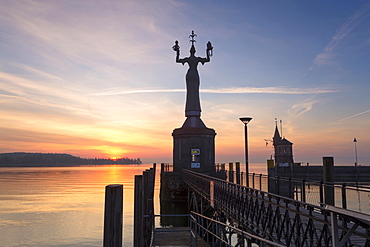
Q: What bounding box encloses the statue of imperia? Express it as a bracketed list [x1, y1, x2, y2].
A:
[173, 31, 213, 118]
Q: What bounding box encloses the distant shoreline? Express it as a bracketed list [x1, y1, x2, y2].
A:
[0, 164, 143, 167]
[0, 152, 142, 167]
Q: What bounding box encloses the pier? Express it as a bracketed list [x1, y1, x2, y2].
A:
[130, 31, 370, 246]
[126, 161, 370, 246]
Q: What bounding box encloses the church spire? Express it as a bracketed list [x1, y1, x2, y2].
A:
[273, 118, 281, 146]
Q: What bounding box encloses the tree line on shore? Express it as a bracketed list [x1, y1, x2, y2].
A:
[0, 152, 142, 167]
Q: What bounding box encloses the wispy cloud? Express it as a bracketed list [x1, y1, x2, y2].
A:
[339, 109, 370, 122]
[93, 86, 338, 96]
[288, 99, 319, 117]
[310, 2, 370, 68]
[22, 65, 64, 81]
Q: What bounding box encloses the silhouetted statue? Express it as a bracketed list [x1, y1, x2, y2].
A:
[173, 31, 213, 117]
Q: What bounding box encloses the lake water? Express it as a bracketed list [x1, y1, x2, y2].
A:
[0, 164, 161, 247]
[0, 163, 267, 247]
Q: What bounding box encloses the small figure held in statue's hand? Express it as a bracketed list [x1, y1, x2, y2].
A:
[172, 40, 180, 52]
[207, 41, 213, 57]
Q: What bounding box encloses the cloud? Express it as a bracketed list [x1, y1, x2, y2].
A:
[288, 99, 319, 117]
[0, 1, 180, 67]
[310, 2, 370, 68]
[22, 65, 64, 81]
[93, 86, 338, 96]
[339, 109, 370, 122]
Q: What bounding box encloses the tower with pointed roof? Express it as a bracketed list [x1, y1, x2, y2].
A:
[273, 122, 294, 166]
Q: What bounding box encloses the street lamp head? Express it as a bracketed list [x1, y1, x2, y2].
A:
[239, 117, 252, 125]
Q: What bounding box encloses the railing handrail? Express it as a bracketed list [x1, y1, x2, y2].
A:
[190, 211, 286, 247]
[183, 168, 370, 246]
[183, 168, 323, 211]
[184, 168, 370, 215]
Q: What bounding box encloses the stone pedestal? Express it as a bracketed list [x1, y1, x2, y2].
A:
[172, 117, 216, 174]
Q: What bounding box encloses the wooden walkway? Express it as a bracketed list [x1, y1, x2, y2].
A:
[153, 227, 209, 247]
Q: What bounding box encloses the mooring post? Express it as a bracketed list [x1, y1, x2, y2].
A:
[236, 162, 241, 184]
[134, 175, 143, 247]
[323, 157, 334, 206]
[142, 171, 150, 243]
[104, 184, 123, 247]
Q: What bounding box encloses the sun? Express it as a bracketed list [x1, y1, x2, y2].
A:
[98, 146, 129, 160]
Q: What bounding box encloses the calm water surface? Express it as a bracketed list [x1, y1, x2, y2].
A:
[0, 164, 159, 247]
[0, 163, 267, 247]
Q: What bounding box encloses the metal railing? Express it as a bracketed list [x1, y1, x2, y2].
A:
[190, 211, 285, 246]
[162, 162, 370, 214]
[183, 169, 370, 246]
[220, 167, 370, 214]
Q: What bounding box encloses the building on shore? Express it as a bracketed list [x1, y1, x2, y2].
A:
[272, 121, 294, 167]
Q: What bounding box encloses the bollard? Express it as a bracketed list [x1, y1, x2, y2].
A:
[104, 184, 123, 247]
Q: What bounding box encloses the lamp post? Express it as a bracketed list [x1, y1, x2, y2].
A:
[240, 117, 252, 187]
[354, 138, 358, 166]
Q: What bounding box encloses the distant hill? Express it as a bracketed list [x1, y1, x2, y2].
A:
[0, 152, 142, 167]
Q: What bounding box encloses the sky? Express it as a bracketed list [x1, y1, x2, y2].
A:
[1, 0, 369, 166]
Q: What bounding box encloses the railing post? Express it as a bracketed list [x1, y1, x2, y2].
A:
[319, 180, 324, 206]
[323, 157, 335, 206]
[252, 173, 255, 189]
[134, 175, 143, 247]
[302, 179, 306, 203]
[342, 183, 347, 209]
[236, 162, 241, 185]
[276, 176, 280, 195]
[288, 177, 292, 199]
[104, 184, 123, 247]
[229, 162, 234, 183]
[259, 174, 262, 190]
[221, 163, 226, 180]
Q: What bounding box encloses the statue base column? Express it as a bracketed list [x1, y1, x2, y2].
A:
[172, 117, 216, 175]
